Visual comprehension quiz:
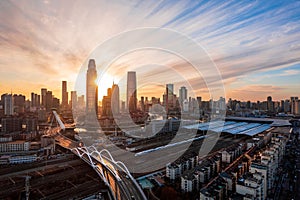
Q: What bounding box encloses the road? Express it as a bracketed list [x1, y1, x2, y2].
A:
[51, 128, 146, 200]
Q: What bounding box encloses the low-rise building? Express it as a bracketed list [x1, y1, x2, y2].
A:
[166, 162, 182, 180]
[181, 171, 199, 192]
[0, 140, 30, 152]
[221, 144, 243, 164]
[236, 172, 265, 200]
[166, 153, 199, 180]
[9, 154, 37, 164]
[200, 177, 228, 200]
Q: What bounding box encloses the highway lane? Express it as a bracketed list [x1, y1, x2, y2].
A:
[53, 131, 146, 200]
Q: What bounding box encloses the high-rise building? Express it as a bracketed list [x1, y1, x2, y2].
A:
[41, 88, 47, 108]
[179, 86, 187, 106]
[121, 101, 126, 113]
[62, 81, 68, 109]
[77, 95, 85, 109]
[166, 84, 174, 95]
[163, 83, 177, 113]
[52, 97, 60, 110]
[140, 96, 145, 112]
[45, 91, 53, 112]
[13, 94, 25, 114]
[2, 94, 13, 115]
[102, 88, 112, 117]
[127, 71, 137, 112]
[101, 83, 120, 117]
[86, 59, 98, 119]
[196, 96, 202, 109]
[111, 83, 120, 115]
[37, 95, 40, 108]
[267, 96, 274, 112]
[31, 92, 35, 107]
[295, 100, 300, 115]
[71, 91, 77, 110]
[30, 93, 40, 108]
[291, 97, 299, 114]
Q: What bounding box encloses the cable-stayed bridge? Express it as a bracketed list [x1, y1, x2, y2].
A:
[47, 111, 147, 200]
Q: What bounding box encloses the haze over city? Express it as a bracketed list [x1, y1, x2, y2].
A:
[1, 0, 300, 101]
[2, 1, 300, 200]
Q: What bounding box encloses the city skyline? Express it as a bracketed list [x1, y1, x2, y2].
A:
[0, 76, 299, 103]
[1, 1, 300, 199]
[0, 1, 300, 101]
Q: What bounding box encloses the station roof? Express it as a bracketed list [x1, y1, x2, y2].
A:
[183, 116, 292, 136]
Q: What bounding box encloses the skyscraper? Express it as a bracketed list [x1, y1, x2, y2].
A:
[102, 88, 112, 117]
[127, 71, 137, 112]
[13, 94, 25, 114]
[41, 88, 47, 108]
[164, 83, 177, 113]
[179, 86, 187, 105]
[31, 92, 35, 107]
[71, 91, 77, 110]
[166, 84, 174, 95]
[62, 81, 68, 109]
[2, 94, 13, 115]
[45, 91, 53, 112]
[291, 97, 299, 114]
[267, 96, 274, 112]
[111, 83, 120, 115]
[36, 95, 40, 108]
[86, 59, 98, 119]
[78, 95, 85, 109]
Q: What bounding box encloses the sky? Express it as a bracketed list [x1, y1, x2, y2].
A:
[0, 0, 300, 102]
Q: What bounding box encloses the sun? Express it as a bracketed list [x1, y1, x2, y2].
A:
[96, 73, 114, 99]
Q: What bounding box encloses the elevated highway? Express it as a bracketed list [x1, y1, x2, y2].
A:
[48, 111, 147, 200]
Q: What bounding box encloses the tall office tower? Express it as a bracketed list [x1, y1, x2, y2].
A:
[295, 100, 300, 115]
[121, 101, 126, 113]
[3, 94, 13, 115]
[163, 83, 176, 113]
[41, 88, 47, 108]
[86, 59, 98, 119]
[37, 95, 40, 108]
[127, 71, 137, 112]
[179, 86, 187, 105]
[13, 94, 25, 114]
[140, 96, 145, 112]
[111, 83, 120, 115]
[34, 93, 38, 107]
[102, 88, 112, 117]
[166, 84, 174, 95]
[45, 91, 53, 112]
[218, 97, 226, 111]
[52, 97, 60, 110]
[267, 96, 274, 112]
[284, 100, 290, 113]
[62, 81, 68, 108]
[280, 100, 284, 112]
[291, 97, 299, 114]
[31, 92, 35, 107]
[71, 91, 77, 110]
[77, 95, 85, 109]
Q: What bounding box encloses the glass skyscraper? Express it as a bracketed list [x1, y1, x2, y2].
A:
[86, 59, 98, 121]
[127, 71, 137, 113]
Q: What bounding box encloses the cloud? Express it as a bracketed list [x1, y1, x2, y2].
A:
[0, 0, 300, 100]
[228, 85, 286, 101]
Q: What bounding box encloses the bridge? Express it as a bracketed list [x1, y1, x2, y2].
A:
[47, 111, 147, 200]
